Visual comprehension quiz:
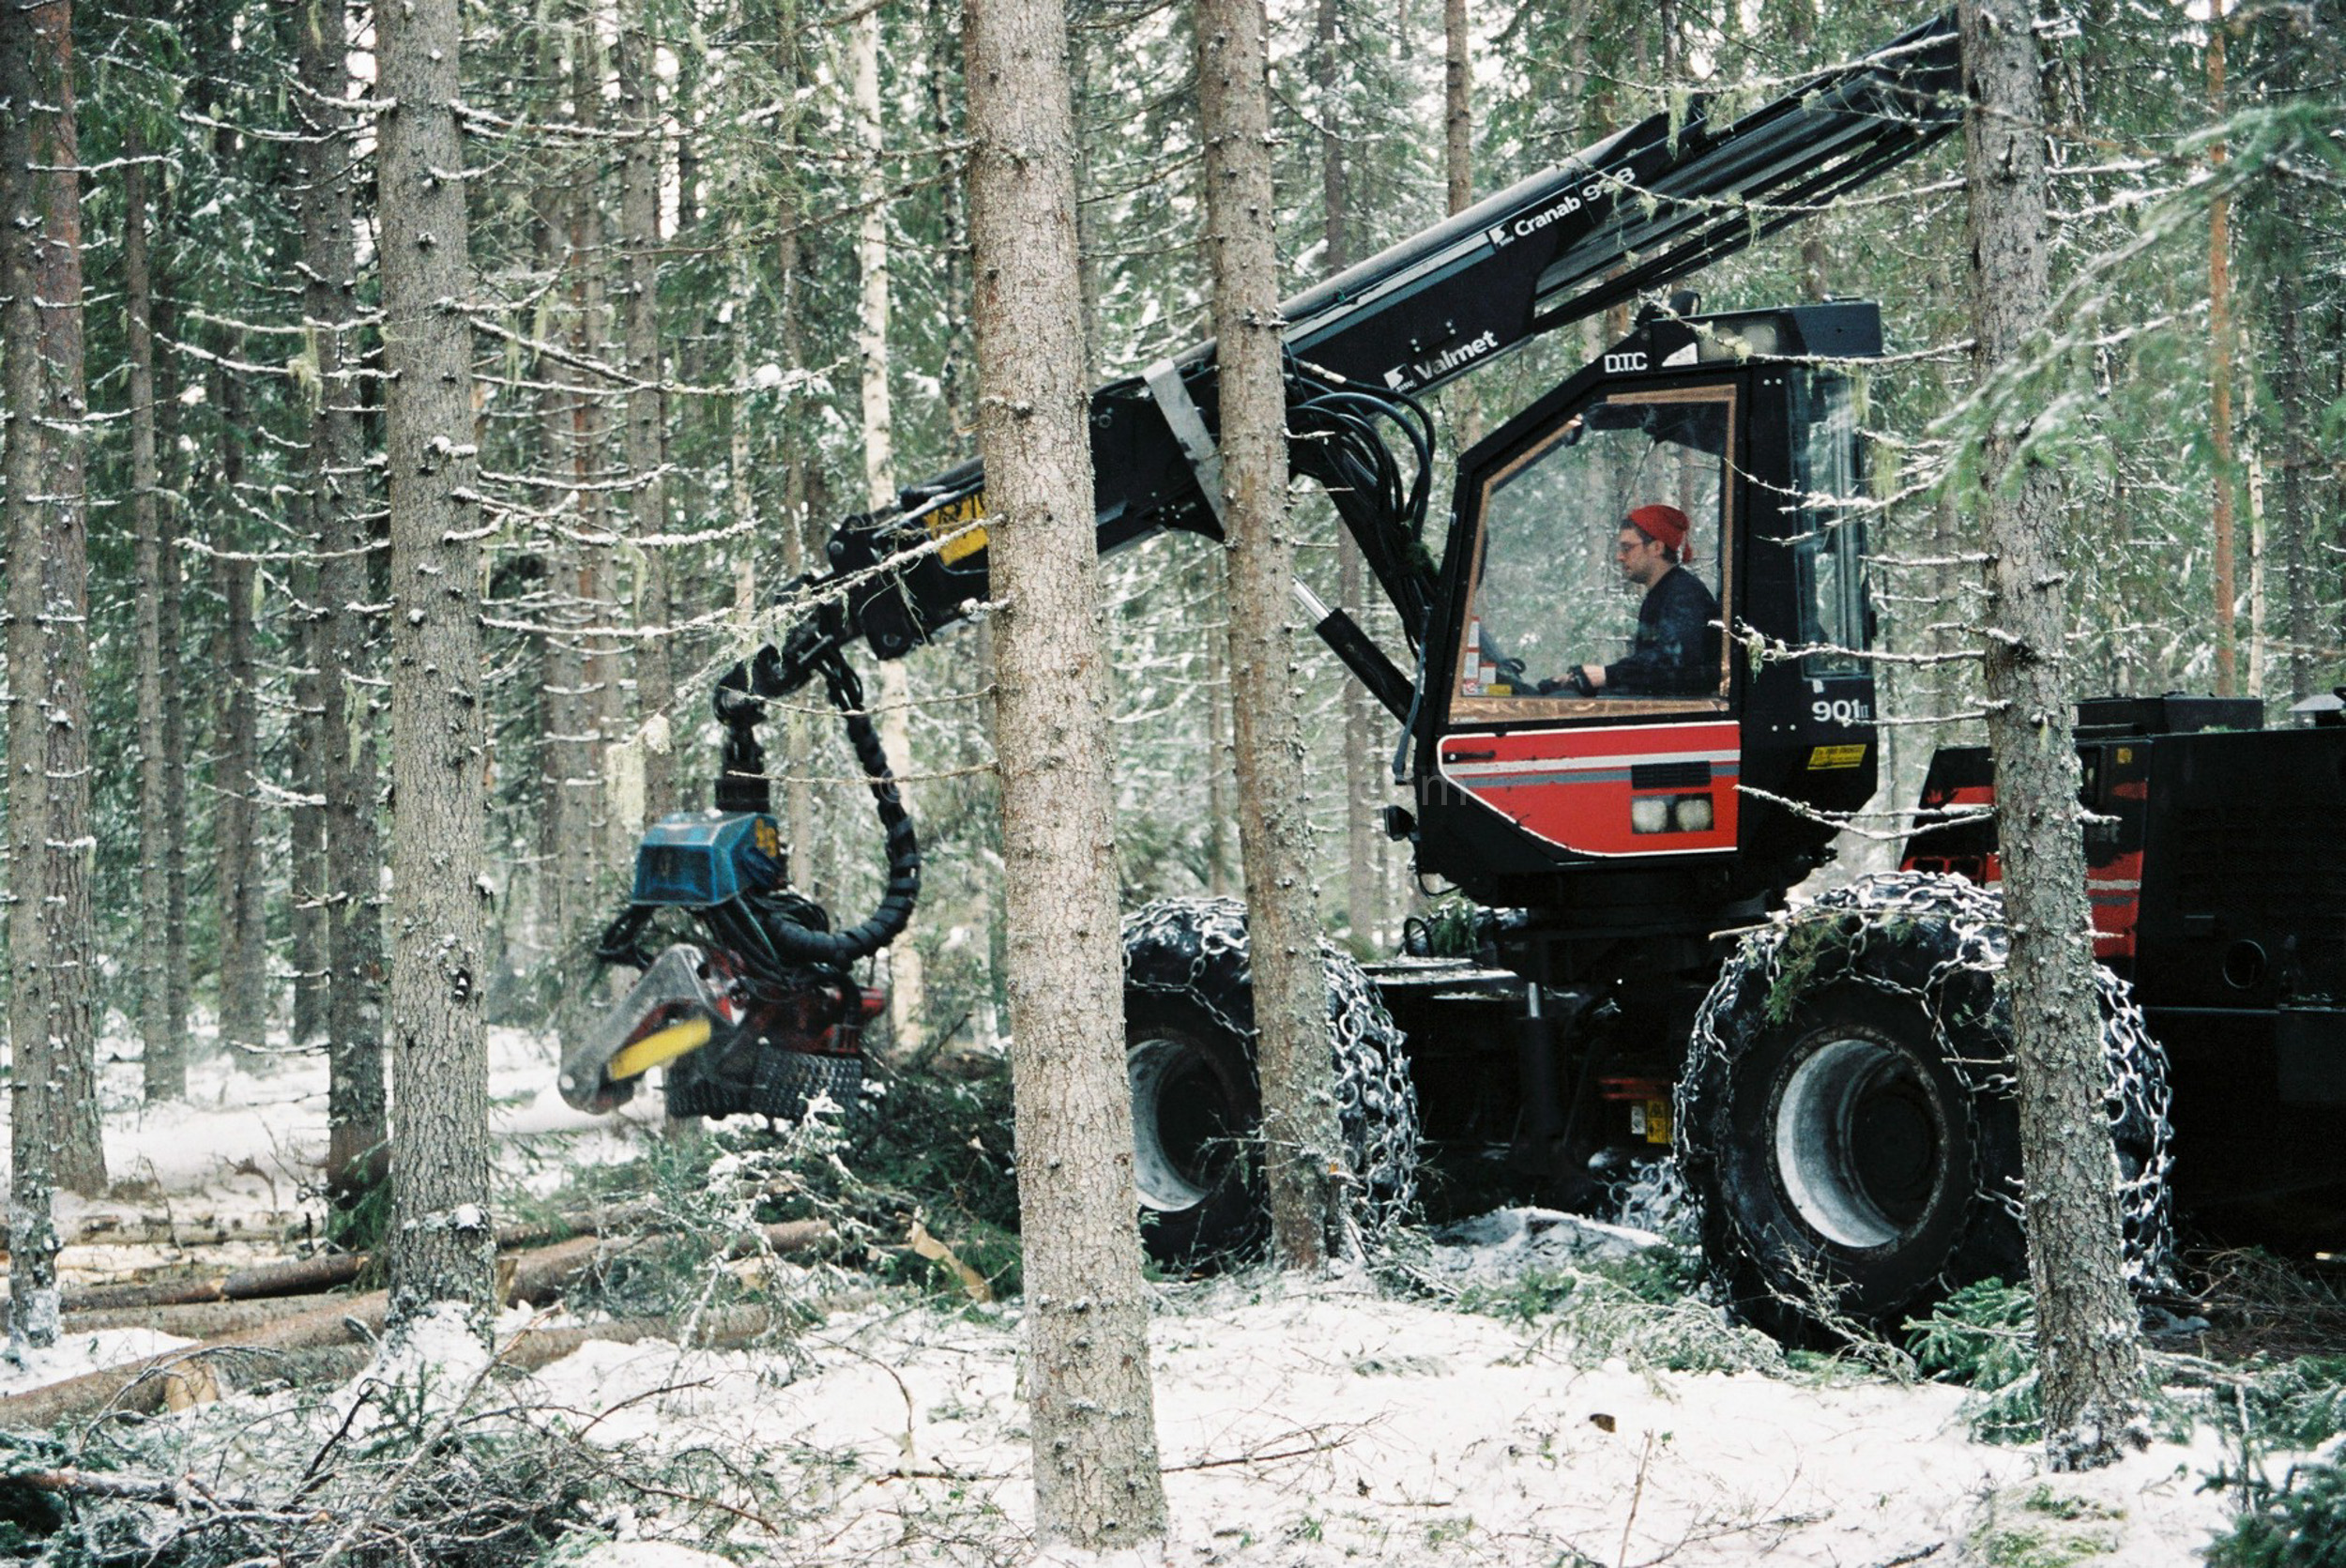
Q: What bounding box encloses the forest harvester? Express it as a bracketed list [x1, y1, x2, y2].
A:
[558, 14, 2346, 1334]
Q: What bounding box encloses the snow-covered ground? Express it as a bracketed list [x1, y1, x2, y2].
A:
[3, 1023, 2257, 1565]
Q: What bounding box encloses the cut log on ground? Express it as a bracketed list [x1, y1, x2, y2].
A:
[63, 1295, 336, 1338]
[0, 1223, 831, 1430]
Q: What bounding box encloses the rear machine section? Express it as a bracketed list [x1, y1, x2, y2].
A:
[1906, 694, 2346, 1244]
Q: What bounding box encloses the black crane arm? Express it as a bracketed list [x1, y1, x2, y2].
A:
[742, 12, 1958, 706]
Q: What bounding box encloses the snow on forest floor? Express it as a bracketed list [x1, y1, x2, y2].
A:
[0, 1023, 2266, 1566]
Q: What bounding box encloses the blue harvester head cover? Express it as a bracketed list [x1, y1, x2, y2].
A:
[631, 812, 785, 906]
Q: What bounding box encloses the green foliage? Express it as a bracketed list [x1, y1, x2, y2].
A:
[1457, 1248, 1786, 1376]
[534, 1048, 1023, 1313]
[1409, 899, 1485, 960]
[1969, 1484, 2125, 1568]
[1907, 1278, 2043, 1444]
[2208, 1446, 2346, 1568]
[2236, 1359, 2346, 1453]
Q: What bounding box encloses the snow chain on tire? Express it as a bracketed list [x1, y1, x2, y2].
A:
[1122, 896, 1421, 1259]
[1677, 871, 2175, 1333]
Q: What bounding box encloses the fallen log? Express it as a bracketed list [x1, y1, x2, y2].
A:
[53, 1216, 603, 1315]
[0, 1225, 830, 1430]
[62, 1296, 334, 1339]
[257, 1306, 795, 1391]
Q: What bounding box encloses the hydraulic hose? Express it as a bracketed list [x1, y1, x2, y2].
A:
[751, 654, 922, 967]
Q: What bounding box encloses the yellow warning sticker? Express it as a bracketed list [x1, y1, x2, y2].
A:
[1807, 743, 1867, 770]
[924, 492, 989, 565]
[1644, 1099, 1672, 1145]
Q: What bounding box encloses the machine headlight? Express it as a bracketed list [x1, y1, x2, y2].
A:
[1673, 795, 1714, 832]
[1630, 797, 1672, 834]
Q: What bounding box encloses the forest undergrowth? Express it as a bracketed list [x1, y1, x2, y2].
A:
[4, 1054, 2343, 1567]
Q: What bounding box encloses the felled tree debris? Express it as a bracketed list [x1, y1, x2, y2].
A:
[0, 1223, 833, 1430]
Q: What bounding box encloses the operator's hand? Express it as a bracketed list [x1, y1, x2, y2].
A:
[1577, 664, 1607, 693]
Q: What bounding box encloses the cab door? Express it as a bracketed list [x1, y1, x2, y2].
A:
[1430, 379, 1745, 866]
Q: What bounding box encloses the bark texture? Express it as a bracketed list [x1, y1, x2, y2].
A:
[1196, 0, 1344, 1270]
[618, 27, 676, 826]
[1441, 0, 1482, 445]
[4, 0, 106, 1210]
[124, 106, 189, 1103]
[1958, 0, 2146, 1471]
[572, 19, 621, 875]
[1317, 0, 1380, 951]
[211, 367, 269, 1062]
[377, 0, 495, 1332]
[2206, 0, 2239, 697]
[963, 0, 1168, 1544]
[855, 8, 924, 1054]
[297, 0, 388, 1204]
[2, 0, 85, 1341]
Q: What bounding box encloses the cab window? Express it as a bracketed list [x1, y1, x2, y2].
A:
[1455, 385, 1735, 720]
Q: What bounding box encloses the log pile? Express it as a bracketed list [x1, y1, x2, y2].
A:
[0, 1219, 832, 1429]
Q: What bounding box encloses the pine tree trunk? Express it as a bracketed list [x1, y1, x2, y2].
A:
[618, 26, 676, 827]
[3, 0, 99, 1333]
[537, 177, 584, 951]
[2206, 0, 2239, 697]
[377, 0, 495, 1332]
[1196, 0, 1344, 1271]
[213, 366, 270, 1062]
[125, 110, 189, 1103]
[964, 0, 1169, 1543]
[1316, 0, 1379, 951]
[158, 305, 193, 1079]
[2264, 12, 2316, 704]
[1442, 0, 1482, 444]
[1958, 0, 2146, 1471]
[572, 15, 620, 877]
[1204, 576, 1234, 895]
[853, 7, 925, 1056]
[290, 539, 329, 1046]
[297, 0, 388, 1204]
[8, 0, 105, 1197]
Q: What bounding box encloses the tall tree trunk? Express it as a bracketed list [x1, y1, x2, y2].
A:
[213, 368, 270, 1061]
[1204, 570, 1235, 894]
[1442, 0, 1483, 446]
[125, 107, 189, 1102]
[853, 5, 925, 1056]
[1958, 0, 2146, 1472]
[618, 26, 677, 827]
[1316, 0, 1379, 951]
[2267, 19, 2315, 702]
[298, 0, 388, 1206]
[3, 0, 101, 1338]
[2207, 0, 2239, 696]
[378, 0, 495, 1334]
[538, 180, 585, 953]
[964, 0, 1168, 1543]
[155, 293, 193, 1085]
[1196, 0, 1344, 1270]
[572, 16, 620, 878]
[290, 537, 329, 1046]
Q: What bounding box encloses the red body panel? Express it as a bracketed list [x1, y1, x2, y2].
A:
[1901, 777, 2143, 963]
[1437, 721, 1741, 857]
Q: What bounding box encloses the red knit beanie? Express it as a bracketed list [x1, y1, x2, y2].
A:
[1626, 503, 1692, 562]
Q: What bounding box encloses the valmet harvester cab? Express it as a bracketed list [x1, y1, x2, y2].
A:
[1411, 301, 1881, 931]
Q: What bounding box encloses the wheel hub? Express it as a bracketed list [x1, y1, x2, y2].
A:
[1774, 1036, 1943, 1250]
[1127, 1035, 1242, 1212]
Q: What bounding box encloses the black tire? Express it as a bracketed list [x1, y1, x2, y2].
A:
[1122, 896, 1421, 1271]
[1692, 982, 2024, 1337]
[1677, 871, 2173, 1341]
[1125, 991, 1266, 1265]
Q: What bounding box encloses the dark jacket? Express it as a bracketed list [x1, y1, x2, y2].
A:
[1605, 566, 1721, 696]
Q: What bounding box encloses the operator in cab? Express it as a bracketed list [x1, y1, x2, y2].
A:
[1576, 504, 1720, 697]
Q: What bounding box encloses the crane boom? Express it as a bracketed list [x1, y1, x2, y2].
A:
[758, 13, 1958, 691]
